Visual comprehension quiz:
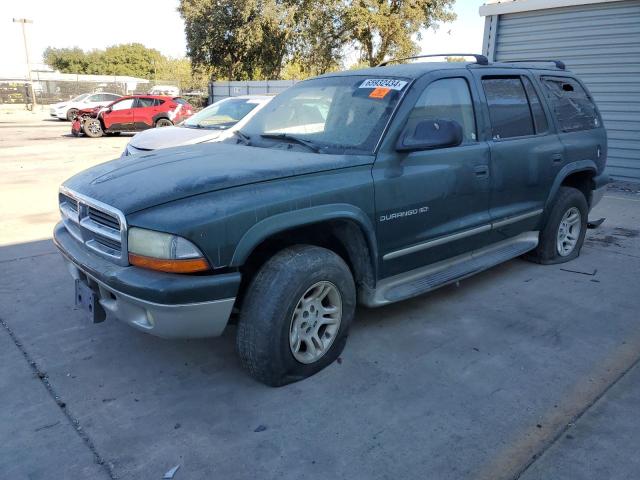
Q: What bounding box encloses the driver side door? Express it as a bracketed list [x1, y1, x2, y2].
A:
[103, 98, 135, 131]
[374, 73, 492, 277]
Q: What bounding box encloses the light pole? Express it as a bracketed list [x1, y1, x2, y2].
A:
[13, 18, 37, 109]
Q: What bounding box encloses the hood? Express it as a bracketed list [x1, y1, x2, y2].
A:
[63, 143, 372, 214]
[129, 125, 223, 150]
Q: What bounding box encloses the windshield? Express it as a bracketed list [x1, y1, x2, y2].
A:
[71, 93, 90, 102]
[241, 75, 409, 154]
[183, 98, 263, 129]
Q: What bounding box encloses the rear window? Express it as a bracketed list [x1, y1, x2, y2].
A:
[541, 76, 599, 132]
[482, 77, 535, 139]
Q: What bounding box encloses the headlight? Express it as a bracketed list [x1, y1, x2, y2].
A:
[127, 227, 210, 273]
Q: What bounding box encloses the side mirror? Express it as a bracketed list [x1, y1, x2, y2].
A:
[396, 118, 463, 152]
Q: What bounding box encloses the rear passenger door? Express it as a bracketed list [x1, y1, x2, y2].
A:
[133, 97, 159, 129]
[473, 70, 563, 238]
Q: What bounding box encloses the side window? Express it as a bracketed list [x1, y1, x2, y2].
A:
[153, 98, 165, 107]
[87, 94, 103, 102]
[541, 76, 599, 132]
[111, 98, 135, 111]
[136, 97, 155, 108]
[409, 78, 477, 142]
[482, 77, 534, 140]
[522, 77, 549, 134]
[105, 94, 120, 102]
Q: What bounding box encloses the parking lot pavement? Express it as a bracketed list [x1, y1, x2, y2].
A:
[1, 112, 639, 479]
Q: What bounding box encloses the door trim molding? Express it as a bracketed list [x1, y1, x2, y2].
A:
[382, 208, 543, 261]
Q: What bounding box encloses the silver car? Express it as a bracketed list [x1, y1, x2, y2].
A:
[122, 95, 272, 157]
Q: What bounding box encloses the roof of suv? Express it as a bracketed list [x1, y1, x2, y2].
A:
[325, 61, 570, 80]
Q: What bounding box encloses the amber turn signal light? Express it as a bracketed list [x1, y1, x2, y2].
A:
[128, 253, 210, 273]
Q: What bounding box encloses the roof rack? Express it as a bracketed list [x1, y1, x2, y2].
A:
[502, 59, 566, 70]
[376, 53, 489, 67]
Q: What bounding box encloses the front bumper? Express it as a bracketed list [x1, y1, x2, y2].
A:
[54, 222, 239, 338]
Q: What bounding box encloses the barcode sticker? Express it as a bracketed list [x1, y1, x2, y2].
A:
[359, 78, 408, 90]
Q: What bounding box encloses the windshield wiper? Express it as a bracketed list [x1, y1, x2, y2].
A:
[260, 133, 321, 153]
[233, 130, 252, 145]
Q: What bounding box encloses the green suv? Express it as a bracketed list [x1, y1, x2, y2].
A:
[54, 56, 608, 386]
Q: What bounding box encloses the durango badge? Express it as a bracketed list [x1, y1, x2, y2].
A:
[380, 206, 430, 222]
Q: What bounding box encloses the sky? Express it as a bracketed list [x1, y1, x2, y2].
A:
[1, 0, 486, 76]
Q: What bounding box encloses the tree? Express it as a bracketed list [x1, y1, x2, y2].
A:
[179, 0, 456, 79]
[42, 44, 164, 79]
[346, 0, 456, 67]
[179, 0, 265, 80]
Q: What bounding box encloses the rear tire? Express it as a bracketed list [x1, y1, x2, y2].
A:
[236, 245, 356, 387]
[155, 118, 173, 128]
[66, 108, 79, 121]
[82, 118, 104, 138]
[527, 186, 588, 264]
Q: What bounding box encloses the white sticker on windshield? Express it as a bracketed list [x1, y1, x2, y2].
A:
[359, 78, 408, 90]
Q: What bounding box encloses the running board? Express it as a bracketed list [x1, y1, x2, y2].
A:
[362, 231, 539, 307]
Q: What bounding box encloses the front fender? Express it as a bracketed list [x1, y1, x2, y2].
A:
[545, 159, 597, 209]
[230, 203, 378, 267]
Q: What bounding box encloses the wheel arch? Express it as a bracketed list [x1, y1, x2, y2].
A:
[231, 204, 378, 294]
[546, 160, 598, 209]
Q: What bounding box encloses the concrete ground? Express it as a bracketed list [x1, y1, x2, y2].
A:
[1, 109, 639, 480]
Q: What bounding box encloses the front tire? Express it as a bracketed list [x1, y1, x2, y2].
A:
[236, 245, 356, 387]
[82, 118, 104, 138]
[528, 186, 588, 264]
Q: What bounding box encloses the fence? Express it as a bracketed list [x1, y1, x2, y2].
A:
[208, 80, 298, 105]
[0, 76, 182, 106]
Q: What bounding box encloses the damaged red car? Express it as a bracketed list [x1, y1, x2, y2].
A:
[71, 95, 193, 137]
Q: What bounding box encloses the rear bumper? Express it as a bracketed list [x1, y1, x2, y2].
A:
[54, 222, 240, 338]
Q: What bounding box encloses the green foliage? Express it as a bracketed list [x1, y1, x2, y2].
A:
[345, 0, 456, 67]
[179, 0, 456, 79]
[43, 43, 164, 79]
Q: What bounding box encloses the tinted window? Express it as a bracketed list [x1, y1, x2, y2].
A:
[87, 94, 102, 102]
[174, 97, 188, 105]
[104, 94, 120, 101]
[541, 76, 599, 132]
[136, 97, 155, 108]
[153, 98, 165, 106]
[522, 77, 548, 134]
[482, 77, 534, 139]
[410, 78, 477, 142]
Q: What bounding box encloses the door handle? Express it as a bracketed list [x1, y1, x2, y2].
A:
[474, 165, 489, 177]
[551, 153, 563, 164]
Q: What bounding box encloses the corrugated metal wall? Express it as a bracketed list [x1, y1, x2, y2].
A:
[487, 0, 640, 180]
[208, 80, 297, 105]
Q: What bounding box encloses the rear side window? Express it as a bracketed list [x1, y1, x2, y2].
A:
[482, 77, 534, 140]
[136, 97, 155, 108]
[174, 97, 188, 105]
[410, 77, 477, 142]
[522, 77, 549, 134]
[153, 98, 165, 107]
[541, 76, 599, 132]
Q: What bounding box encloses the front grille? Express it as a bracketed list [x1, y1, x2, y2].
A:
[88, 206, 120, 230]
[59, 188, 128, 266]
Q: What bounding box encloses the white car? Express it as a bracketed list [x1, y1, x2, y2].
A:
[49, 92, 122, 121]
[122, 95, 272, 157]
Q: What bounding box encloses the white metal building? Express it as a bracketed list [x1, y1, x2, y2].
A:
[481, 0, 640, 180]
